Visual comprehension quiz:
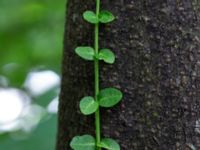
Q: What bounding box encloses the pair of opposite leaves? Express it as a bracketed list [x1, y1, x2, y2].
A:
[70, 135, 120, 150]
[83, 10, 115, 24]
[76, 47, 115, 64]
[80, 88, 123, 115]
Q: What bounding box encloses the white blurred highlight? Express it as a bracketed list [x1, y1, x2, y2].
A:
[0, 88, 46, 133]
[0, 89, 30, 125]
[47, 97, 59, 114]
[24, 70, 60, 96]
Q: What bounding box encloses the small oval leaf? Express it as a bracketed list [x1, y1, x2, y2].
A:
[99, 49, 115, 64]
[99, 138, 120, 150]
[98, 88, 123, 108]
[99, 10, 115, 23]
[83, 11, 99, 24]
[80, 96, 99, 115]
[75, 46, 95, 60]
[70, 135, 96, 150]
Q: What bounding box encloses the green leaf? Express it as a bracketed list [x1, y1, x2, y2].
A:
[83, 11, 99, 24]
[79, 96, 99, 115]
[99, 10, 115, 23]
[98, 88, 123, 107]
[99, 49, 115, 64]
[75, 47, 95, 60]
[99, 138, 120, 150]
[70, 135, 96, 150]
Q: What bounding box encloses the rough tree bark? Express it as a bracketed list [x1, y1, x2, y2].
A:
[57, 0, 200, 149]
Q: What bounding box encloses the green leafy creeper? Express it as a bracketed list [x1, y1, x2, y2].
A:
[70, 0, 123, 149]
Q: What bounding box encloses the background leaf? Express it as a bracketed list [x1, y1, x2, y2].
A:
[83, 11, 99, 24]
[99, 10, 115, 23]
[98, 88, 123, 107]
[75, 47, 95, 60]
[99, 49, 115, 64]
[79, 96, 98, 115]
[70, 135, 96, 150]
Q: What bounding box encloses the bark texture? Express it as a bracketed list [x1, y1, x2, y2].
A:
[57, 0, 200, 149]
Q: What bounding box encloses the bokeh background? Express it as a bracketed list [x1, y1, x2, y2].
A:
[0, 0, 66, 149]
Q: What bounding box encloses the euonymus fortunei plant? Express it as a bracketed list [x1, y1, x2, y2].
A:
[70, 0, 123, 150]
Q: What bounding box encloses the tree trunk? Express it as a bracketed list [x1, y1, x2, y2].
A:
[56, 0, 200, 149]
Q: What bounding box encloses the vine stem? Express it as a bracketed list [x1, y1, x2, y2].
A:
[94, 0, 101, 149]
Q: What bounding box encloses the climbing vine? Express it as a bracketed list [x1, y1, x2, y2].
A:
[70, 0, 123, 150]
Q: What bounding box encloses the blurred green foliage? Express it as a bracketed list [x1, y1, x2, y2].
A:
[0, 0, 66, 149]
[0, 0, 66, 87]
